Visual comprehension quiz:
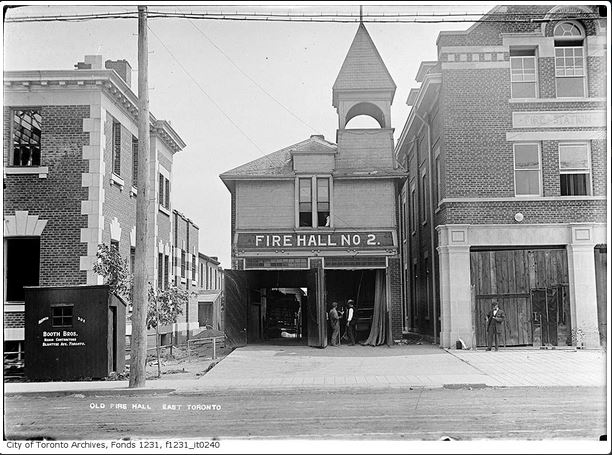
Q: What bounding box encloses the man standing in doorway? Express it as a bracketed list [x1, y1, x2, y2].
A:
[329, 302, 340, 346]
[486, 302, 505, 351]
[346, 300, 357, 346]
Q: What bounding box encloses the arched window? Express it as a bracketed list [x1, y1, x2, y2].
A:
[553, 21, 586, 97]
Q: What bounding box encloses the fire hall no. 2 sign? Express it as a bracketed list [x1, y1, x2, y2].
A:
[235, 231, 395, 250]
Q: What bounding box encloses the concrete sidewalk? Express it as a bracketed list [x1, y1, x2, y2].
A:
[4, 344, 607, 396]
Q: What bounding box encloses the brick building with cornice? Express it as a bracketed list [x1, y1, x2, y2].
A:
[3, 55, 215, 363]
[395, 5, 607, 349]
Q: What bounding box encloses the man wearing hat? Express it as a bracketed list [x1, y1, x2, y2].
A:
[329, 302, 340, 346]
[345, 299, 357, 346]
[486, 302, 505, 351]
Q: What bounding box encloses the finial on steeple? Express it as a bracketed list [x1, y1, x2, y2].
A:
[359, 5, 363, 24]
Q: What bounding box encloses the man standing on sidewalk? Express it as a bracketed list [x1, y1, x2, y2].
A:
[346, 300, 357, 346]
[329, 302, 340, 346]
[486, 302, 505, 351]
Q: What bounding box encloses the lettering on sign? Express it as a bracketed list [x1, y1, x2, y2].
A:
[41, 330, 85, 347]
[236, 231, 395, 250]
[512, 111, 606, 129]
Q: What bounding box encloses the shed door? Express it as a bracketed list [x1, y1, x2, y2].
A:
[306, 267, 327, 348]
[224, 270, 248, 348]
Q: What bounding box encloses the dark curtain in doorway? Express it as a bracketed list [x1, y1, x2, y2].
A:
[363, 270, 386, 346]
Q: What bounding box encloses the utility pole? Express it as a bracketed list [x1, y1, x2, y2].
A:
[129, 5, 150, 388]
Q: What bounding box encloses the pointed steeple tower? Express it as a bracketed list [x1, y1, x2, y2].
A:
[333, 23, 396, 129]
[332, 23, 397, 171]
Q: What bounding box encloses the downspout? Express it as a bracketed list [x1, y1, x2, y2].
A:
[414, 112, 438, 346]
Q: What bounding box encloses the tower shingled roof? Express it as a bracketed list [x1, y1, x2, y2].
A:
[332, 23, 396, 105]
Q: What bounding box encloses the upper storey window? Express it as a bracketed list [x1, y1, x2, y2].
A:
[112, 119, 122, 175]
[12, 109, 42, 166]
[316, 178, 330, 227]
[510, 48, 537, 98]
[298, 176, 331, 228]
[298, 178, 312, 227]
[554, 22, 586, 98]
[559, 142, 591, 196]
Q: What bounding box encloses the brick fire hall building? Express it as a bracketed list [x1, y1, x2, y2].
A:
[220, 23, 406, 347]
[395, 5, 607, 349]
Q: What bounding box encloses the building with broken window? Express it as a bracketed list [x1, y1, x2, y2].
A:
[3, 55, 216, 366]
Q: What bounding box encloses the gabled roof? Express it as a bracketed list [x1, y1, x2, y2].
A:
[219, 135, 337, 181]
[332, 23, 396, 104]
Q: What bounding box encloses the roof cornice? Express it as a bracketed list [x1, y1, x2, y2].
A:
[396, 72, 441, 153]
[4, 69, 186, 153]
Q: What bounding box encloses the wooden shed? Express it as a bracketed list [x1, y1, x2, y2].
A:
[24, 284, 126, 381]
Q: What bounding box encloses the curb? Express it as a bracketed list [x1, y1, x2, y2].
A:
[4, 388, 176, 398]
[170, 383, 461, 394]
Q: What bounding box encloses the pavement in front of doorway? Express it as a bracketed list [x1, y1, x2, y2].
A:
[4, 343, 607, 396]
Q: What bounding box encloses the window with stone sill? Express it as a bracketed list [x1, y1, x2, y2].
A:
[164, 255, 170, 289]
[158, 173, 170, 210]
[559, 142, 591, 196]
[420, 169, 429, 224]
[554, 22, 587, 98]
[410, 184, 417, 234]
[514, 143, 542, 196]
[510, 48, 537, 98]
[181, 250, 186, 279]
[112, 119, 121, 176]
[191, 254, 196, 282]
[12, 109, 42, 166]
[158, 252, 164, 290]
[132, 135, 138, 188]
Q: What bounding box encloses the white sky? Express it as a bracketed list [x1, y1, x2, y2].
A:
[2, 2, 493, 268]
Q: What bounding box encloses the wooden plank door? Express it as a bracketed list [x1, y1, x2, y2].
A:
[224, 270, 248, 347]
[306, 267, 327, 348]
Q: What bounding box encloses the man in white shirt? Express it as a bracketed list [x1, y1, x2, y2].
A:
[346, 299, 356, 346]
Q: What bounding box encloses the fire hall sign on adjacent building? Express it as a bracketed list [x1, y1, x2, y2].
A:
[512, 110, 606, 129]
[236, 231, 395, 250]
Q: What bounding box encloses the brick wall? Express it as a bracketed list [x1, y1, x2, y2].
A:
[4, 312, 24, 328]
[102, 112, 137, 262]
[399, 4, 606, 341]
[444, 199, 606, 225]
[388, 256, 402, 341]
[4, 105, 90, 286]
[442, 67, 514, 198]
